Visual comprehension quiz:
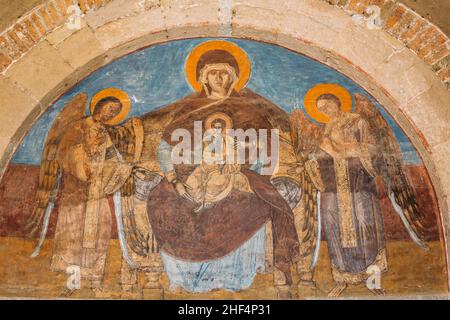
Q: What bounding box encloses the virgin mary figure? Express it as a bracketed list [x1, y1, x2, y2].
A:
[136, 40, 302, 295]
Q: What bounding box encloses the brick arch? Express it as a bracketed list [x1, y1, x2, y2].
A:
[1, 1, 448, 87]
[0, 0, 449, 286]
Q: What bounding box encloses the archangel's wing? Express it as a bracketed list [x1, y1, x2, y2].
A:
[290, 109, 323, 161]
[26, 93, 88, 250]
[353, 93, 428, 249]
[289, 110, 325, 266]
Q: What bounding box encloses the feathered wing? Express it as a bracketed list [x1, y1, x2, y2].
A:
[290, 109, 324, 162]
[26, 93, 88, 241]
[353, 93, 428, 248]
[289, 109, 324, 266]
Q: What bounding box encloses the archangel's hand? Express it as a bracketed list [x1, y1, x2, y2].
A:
[174, 181, 194, 202]
[287, 163, 304, 176]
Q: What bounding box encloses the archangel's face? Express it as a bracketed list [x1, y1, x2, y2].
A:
[206, 65, 232, 94]
[316, 98, 340, 119]
[93, 101, 122, 124]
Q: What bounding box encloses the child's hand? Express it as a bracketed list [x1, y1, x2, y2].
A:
[174, 181, 193, 202]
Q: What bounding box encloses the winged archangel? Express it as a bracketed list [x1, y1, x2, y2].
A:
[289, 84, 428, 297]
[24, 89, 160, 297]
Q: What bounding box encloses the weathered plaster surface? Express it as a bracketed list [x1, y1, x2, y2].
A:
[0, 0, 449, 294]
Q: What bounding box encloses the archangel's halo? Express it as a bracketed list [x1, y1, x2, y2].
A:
[304, 83, 353, 124]
[90, 88, 131, 125]
[185, 40, 251, 92]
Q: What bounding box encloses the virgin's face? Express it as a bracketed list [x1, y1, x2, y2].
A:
[207, 66, 231, 93]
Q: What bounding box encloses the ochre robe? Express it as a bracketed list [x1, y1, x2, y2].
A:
[51, 117, 132, 281]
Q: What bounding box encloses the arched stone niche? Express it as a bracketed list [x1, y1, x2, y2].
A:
[0, 0, 448, 299]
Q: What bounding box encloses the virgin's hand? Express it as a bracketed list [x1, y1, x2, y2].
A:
[174, 181, 194, 202]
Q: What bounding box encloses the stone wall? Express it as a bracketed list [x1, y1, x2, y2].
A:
[0, 0, 111, 73]
[0, 0, 449, 289]
[1, 0, 448, 88]
[326, 0, 449, 89]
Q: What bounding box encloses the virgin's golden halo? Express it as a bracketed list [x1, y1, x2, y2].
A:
[90, 88, 131, 125]
[185, 40, 251, 92]
[303, 83, 353, 124]
[205, 112, 234, 130]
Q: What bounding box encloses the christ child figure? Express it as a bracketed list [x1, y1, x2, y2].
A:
[186, 112, 253, 213]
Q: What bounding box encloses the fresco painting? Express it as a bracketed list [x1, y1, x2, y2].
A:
[0, 38, 447, 299]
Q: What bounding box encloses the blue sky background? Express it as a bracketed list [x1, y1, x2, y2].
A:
[12, 38, 421, 165]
